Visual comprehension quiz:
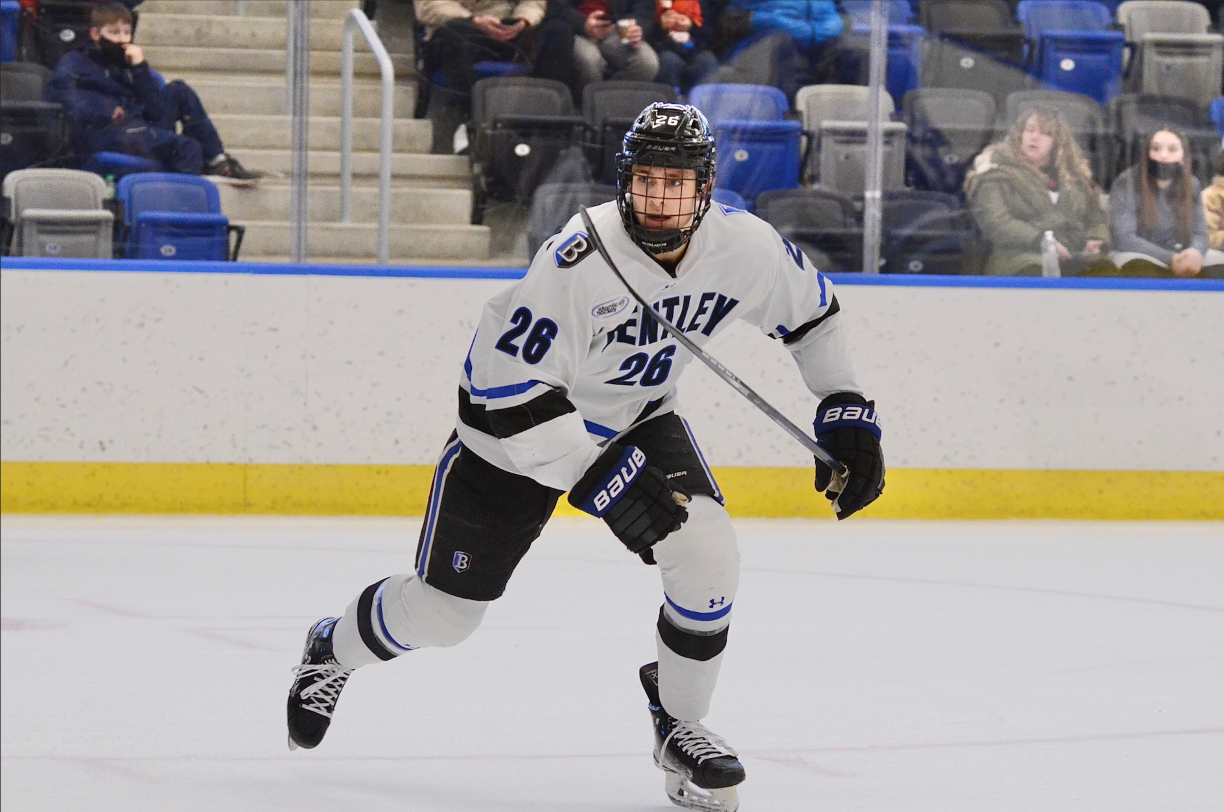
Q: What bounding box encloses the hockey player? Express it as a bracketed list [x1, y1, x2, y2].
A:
[286, 103, 885, 811]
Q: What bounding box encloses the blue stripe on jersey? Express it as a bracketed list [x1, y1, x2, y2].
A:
[375, 583, 415, 652]
[681, 417, 723, 504]
[471, 379, 545, 399]
[817, 272, 828, 308]
[416, 439, 463, 579]
[584, 420, 617, 439]
[666, 592, 733, 622]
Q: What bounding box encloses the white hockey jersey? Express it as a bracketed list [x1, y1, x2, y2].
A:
[456, 200, 861, 492]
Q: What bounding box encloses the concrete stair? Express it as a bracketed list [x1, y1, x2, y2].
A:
[215, 183, 471, 224]
[134, 0, 490, 263]
[210, 114, 430, 152]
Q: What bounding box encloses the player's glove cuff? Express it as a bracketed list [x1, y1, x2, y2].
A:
[568, 443, 689, 554]
[813, 393, 885, 520]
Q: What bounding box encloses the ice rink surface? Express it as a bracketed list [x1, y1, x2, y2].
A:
[2, 515, 1222, 812]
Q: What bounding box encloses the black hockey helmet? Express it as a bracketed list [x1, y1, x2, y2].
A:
[616, 102, 717, 255]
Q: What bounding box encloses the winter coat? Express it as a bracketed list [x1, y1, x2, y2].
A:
[1202, 175, 1224, 251]
[415, 0, 547, 37]
[726, 0, 843, 51]
[647, 0, 716, 52]
[44, 45, 165, 153]
[967, 147, 1109, 276]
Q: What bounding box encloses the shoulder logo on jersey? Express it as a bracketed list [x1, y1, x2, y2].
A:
[592, 295, 631, 320]
[716, 202, 747, 216]
[555, 231, 595, 268]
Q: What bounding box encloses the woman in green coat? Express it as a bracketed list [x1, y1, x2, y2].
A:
[966, 108, 1113, 276]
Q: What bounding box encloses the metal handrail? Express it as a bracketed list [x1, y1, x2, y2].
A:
[341, 8, 394, 264]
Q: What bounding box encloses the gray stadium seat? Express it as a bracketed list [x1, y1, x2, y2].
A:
[817, 121, 907, 198]
[526, 182, 617, 260]
[902, 87, 996, 194]
[794, 84, 897, 184]
[2, 168, 112, 258]
[1117, 1, 1224, 106]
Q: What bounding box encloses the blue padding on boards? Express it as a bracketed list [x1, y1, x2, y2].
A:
[3, 258, 1223, 291]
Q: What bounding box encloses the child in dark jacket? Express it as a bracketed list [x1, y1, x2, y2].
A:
[44, 1, 258, 180]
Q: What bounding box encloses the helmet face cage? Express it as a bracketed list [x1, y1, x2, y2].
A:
[616, 104, 717, 255]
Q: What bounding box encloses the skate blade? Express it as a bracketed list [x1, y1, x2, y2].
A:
[288, 735, 299, 752]
[665, 773, 739, 812]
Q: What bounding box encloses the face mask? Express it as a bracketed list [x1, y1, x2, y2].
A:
[1147, 158, 1183, 181]
[97, 38, 128, 66]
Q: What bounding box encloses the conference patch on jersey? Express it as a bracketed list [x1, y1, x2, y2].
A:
[555, 232, 594, 268]
[592, 295, 631, 320]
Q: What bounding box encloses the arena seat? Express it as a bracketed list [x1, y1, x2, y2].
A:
[841, 0, 916, 27]
[468, 76, 586, 223]
[2, 167, 112, 257]
[849, 22, 924, 110]
[880, 189, 977, 274]
[1210, 97, 1224, 136]
[688, 83, 789, 123]
[1016, 1, 1125, 105]
[710, 188, 746, 210]
[1117, 1, 1223, 107]
[921, 35, 1031, 113]
[1, 61, 65, 183]
[902, 87, 996, 194]
[116, 172, 238, 261]
[755, 187, 863, 273]
[689, 84, 800, 209]
[582, 81, 678, 184]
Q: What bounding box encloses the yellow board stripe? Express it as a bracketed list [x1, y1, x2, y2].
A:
[2, 462, 1221, 520]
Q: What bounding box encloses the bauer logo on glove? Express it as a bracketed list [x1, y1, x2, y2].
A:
[582, 446, 646, 516]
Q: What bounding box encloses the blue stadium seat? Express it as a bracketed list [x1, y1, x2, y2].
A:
[710, 119, 802, 209]
[1211, 97, 1224, 136]
[710, 188, 746, 210]
[116, 172, 232, 260]
[688, 85, 797, 209]
[1017, 1, 1124, 105]
[82, 152, 163, 179]
[1, 1, 19, 64]
[688, 83, 788, 123]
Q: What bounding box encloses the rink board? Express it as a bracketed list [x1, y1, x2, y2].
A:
[2, 260, 1223, 519]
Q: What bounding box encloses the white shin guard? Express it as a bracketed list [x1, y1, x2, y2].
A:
[651, 495, 740, 722]
[332, 574, 488, 669]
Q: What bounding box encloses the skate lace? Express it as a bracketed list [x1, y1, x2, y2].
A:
[669, 721, 737, 764]
[292, 660, 352, 718]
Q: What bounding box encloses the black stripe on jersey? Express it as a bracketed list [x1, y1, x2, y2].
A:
[458, 388, 495, 435]
[485, 386, 576, 439]
[357, 578, 398, 662]
[657, 606, 729, 662]
[781, 295, 841, 347]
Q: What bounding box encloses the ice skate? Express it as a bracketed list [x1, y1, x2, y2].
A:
[640, 662, 745, 812]
[286, 617, 352, 751]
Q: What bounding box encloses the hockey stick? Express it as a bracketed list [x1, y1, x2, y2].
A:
[578, 206, 849, 484]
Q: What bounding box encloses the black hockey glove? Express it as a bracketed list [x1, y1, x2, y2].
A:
[569, 443, 689, 554]
[814, 393, 885, 520]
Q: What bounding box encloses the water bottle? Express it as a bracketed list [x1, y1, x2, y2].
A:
[1041, 230, 1061, 278]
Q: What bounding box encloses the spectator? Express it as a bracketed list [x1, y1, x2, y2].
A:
[710, 0, 863, 99]
[44, 1, 259, 181]
[650, 0, 719, 92]
[1202, 149, 1224, 253]
[1108, 128, 1224, 278]
[416, 1, 567, 152]
[553, 1, 659, 90]
[965, 109, 1113, 276]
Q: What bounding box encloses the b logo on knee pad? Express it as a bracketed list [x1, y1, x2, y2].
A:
[452, 551, 471, 573]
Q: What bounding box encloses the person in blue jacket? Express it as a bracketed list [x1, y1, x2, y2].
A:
[712, 0, 863, 97]
[44, 1, 258, 180]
